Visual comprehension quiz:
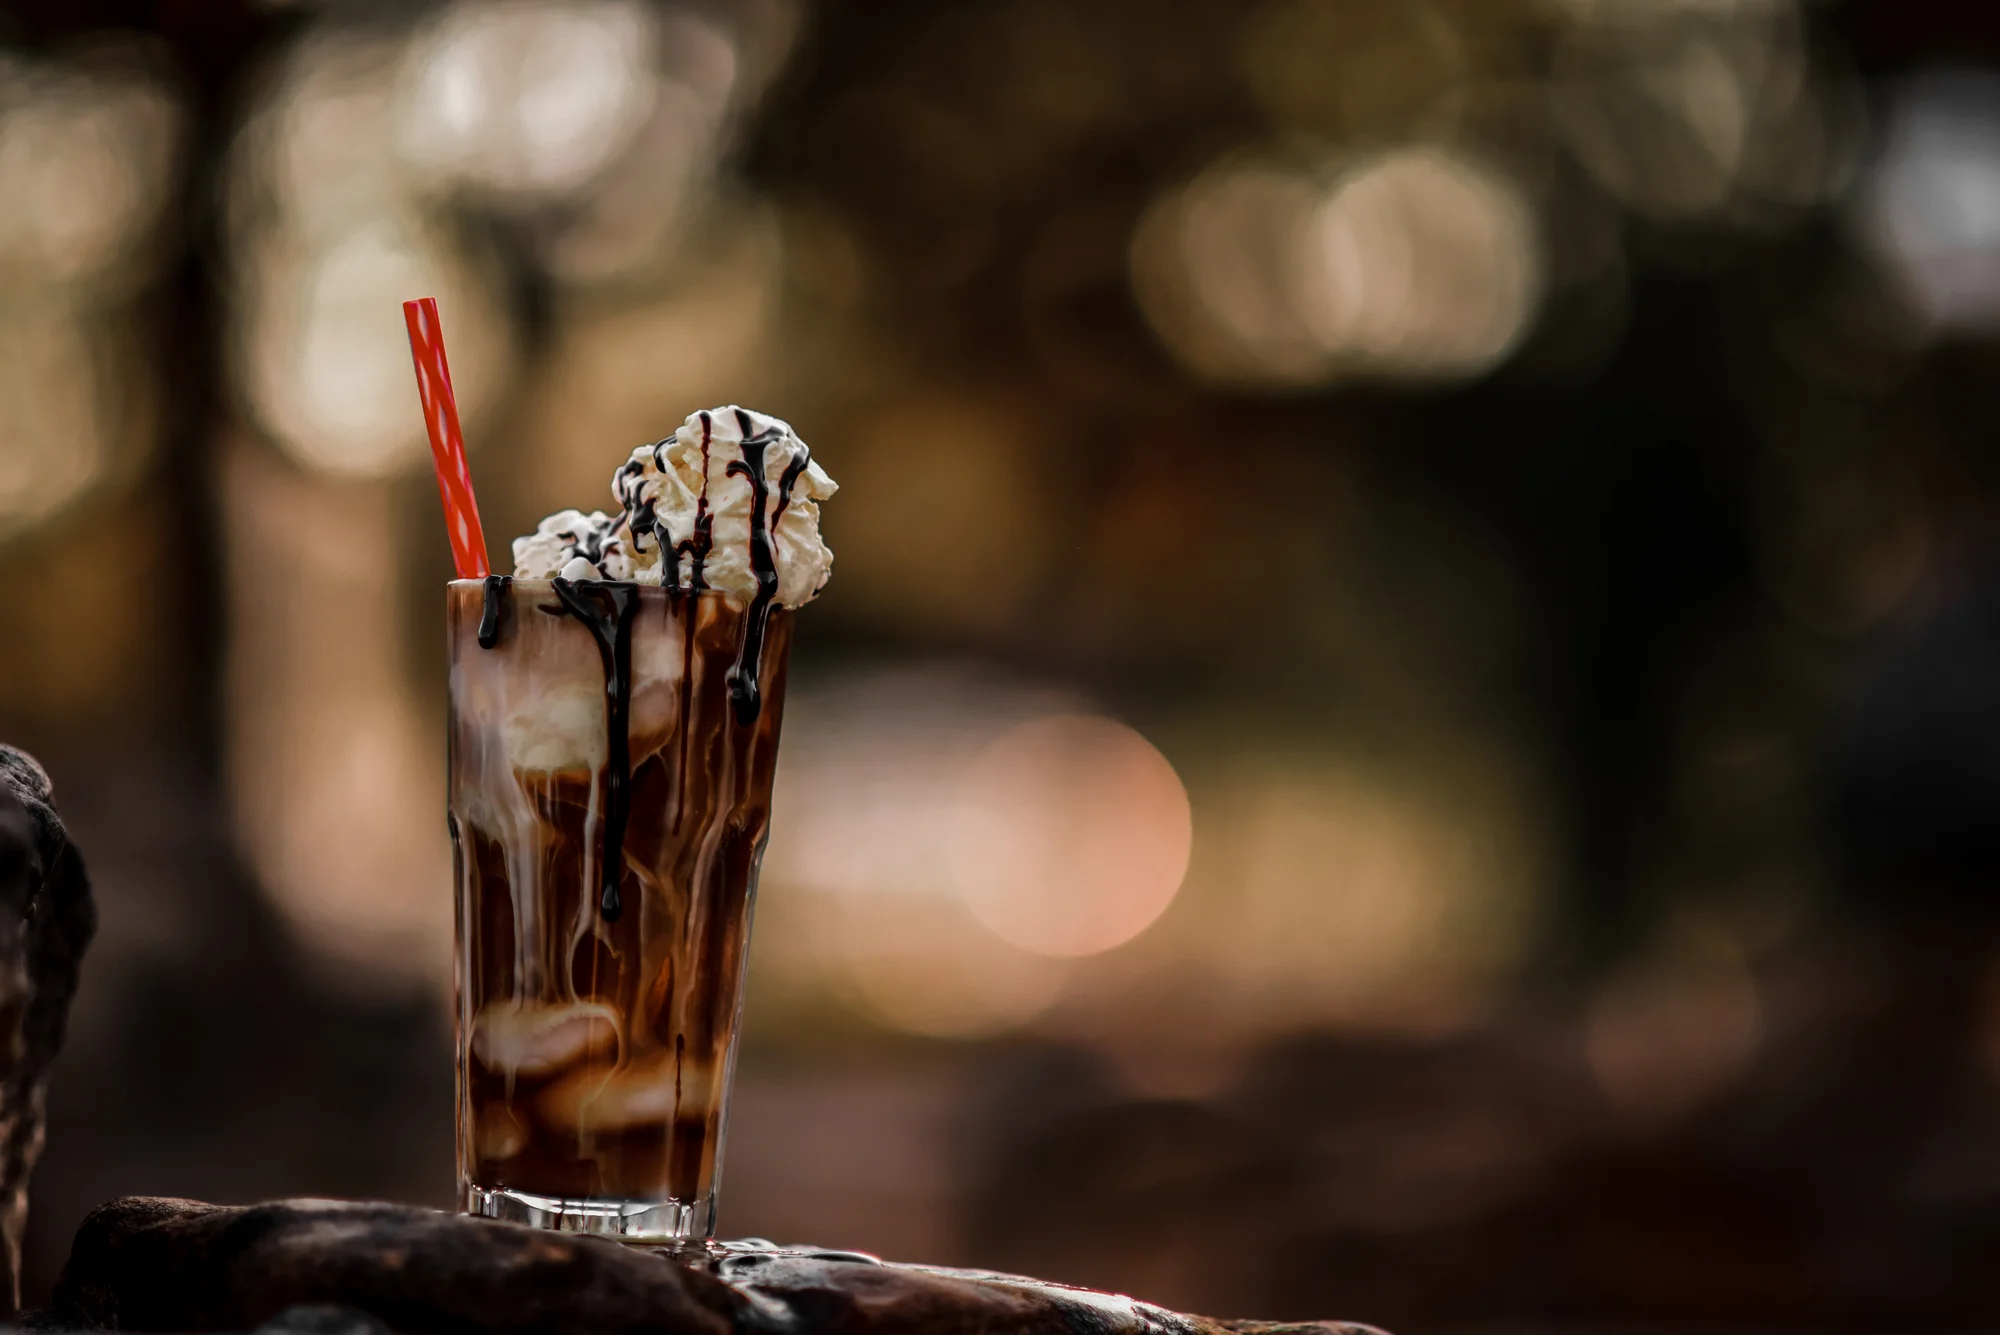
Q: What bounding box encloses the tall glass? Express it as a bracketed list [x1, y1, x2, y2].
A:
[446, 578, 792, 1242]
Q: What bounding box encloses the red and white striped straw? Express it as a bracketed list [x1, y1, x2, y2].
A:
[403, 296, 492, 580]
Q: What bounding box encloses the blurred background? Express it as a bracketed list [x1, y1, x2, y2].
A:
[5, 0, 2000, 1327]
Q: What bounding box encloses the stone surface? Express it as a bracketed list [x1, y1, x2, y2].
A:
[38, 1198, 1385, 1335]
[0, 748, 96, 1317]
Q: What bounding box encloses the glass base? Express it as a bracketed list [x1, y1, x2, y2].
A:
[462, 1184, 714, 1243]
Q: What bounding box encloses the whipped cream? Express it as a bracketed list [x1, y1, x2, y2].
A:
[512, 407, 836, 607]
[510, 509, 635, 583]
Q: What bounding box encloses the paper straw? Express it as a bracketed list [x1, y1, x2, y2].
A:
[404, 297, 491, 579]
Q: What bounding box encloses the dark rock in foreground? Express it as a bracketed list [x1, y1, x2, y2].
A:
[0, 748, 96, 1317]
[39, 1197, 1384, 1335]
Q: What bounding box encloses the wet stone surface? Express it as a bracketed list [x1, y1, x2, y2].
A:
[30, 1197, 1386, 1335]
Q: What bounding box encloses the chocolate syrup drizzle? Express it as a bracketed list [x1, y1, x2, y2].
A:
[549, 578, 639, 923]
[654, 411, 716, 592]
[616, 456, 655, 565]
[724, 407, 790, 727]
[476, 575, 512, 649]
[475, 408, 815, 921]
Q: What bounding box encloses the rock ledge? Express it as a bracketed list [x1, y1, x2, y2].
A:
[36, 1197, 1385, 1335]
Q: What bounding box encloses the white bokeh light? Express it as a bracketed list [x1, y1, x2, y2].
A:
[0, 308, 114, 537]
[230, 33, 512, 479]
[0, 51, 181, 290]
[1131, 147, 1543, 388]
[1859, 69, 2000, 334]
[241, 217, 508, 478]
[0, 49, 178, 537]
[1129, 159, 1334, 387]
[1302, 147, 1543, 379]
[535, 10, 744, 284]
[400, 0, 659, 199]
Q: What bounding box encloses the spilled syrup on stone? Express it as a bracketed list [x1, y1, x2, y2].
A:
[549, 578, 639, 923]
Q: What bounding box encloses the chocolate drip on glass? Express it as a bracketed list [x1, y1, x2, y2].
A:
[725, 408, 787, 727]
[548, 578, 639, 923]
[477, 575, 512, 649]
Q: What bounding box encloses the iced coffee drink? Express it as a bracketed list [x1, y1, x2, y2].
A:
[448, 407, 836, 1241]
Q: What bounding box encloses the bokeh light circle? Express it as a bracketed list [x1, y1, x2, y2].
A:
[1860, 68, 2000, 336]
[1130, 147, 1542, 387]
[400, 0, 659, 199]
[0, 310, 112, 536]
[1128, 158, 1334, 387]
[828, 898, 1072, 1040]
[1300, 147, 1543, 379]
[241, 218, 509, 479]
[228, 31, 514, 480]
[947, 714, 1193, 959]
[0, 52, 182, 290]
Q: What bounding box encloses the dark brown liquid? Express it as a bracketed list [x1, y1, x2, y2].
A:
[447, 582, 792, 1204]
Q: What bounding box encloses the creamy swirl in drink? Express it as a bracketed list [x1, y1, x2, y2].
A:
[449, 406, 834, 1239]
